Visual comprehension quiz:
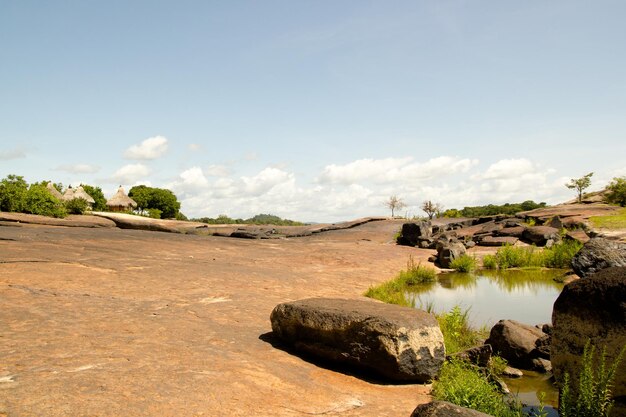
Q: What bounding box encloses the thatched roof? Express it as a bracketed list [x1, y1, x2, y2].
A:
[62, 187, 75, 201]
[106, 186, 137, 209]
[46, 182, 63, 200]
[73, 186, 96, 204]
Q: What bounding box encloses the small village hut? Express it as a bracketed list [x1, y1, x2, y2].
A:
[72, 186, 96, 209]
[106, 186, 137, 212]
[46, 182, 63, 200]
[62, 186, 75, 201]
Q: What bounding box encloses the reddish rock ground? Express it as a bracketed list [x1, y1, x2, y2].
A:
[1, 218, 434, 417]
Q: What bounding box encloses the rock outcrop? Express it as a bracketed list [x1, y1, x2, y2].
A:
[551, 266, 626, 410]
[410, 401, 493, 417]
[521, 226, 561, 247]
[485, 319, 551, 372]
[571, 237, 626, 277]
[436, 237, 466, 268]
[270, 297, 445, 382]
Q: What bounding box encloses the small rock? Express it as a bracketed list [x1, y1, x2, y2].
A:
[411, 401, 493, 417]
[502, 366, 523, 378]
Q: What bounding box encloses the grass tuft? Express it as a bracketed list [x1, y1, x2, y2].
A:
[481, 241, 582, 270]
[450, 254, 478, 272]
[589, 208, 626, 229]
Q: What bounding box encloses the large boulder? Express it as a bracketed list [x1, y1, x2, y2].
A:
[411, 401, 493, 417]
[571, 237, 626, 278]
[521, 226, 560, 246]
[270, 298, 445, 382]
[485, 320, 550, 372]
[551, 267, 626, 410]
[478, 236, 519, 247]
[398, 221, 432, 247]
[436, 237, 466, 268]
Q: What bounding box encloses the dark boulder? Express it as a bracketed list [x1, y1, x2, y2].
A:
[551, 267, 626, 408]
[571, 237, 626, 278]
[411, 401, 493, 417]
[521, 226, 561, 246]
[496, 226, 526, 238]
[448, 344, 492, 367]
[478, 236, 519, 247]
[270, 297, 445, 382]
[485, 319, 550, 372]
[398, 221, 432, 247]
[436, 239, 466, 269]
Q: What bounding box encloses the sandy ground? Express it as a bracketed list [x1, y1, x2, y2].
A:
[0, 219, 436, 417]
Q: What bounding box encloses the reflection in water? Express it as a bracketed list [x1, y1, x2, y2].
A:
[407, 269, 565, 329]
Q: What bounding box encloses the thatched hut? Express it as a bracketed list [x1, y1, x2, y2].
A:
[62, 186, 75, 201]
[106, 186, 137, 212]
[46, 182, 63, 200]
[73, 186, 96, 208]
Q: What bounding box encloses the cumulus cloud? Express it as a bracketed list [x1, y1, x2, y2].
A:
[0, 148, 26, 160]
[112, 164, 151, 184]
[179, 167, 209, 189]
[124, 135, 168, 160]
[242, 167, 294, 196]
[206, 164, 231, 177]
[54, 163, 100, 174]
[317, 156, 478, 185]
[476, 158, 535, 180]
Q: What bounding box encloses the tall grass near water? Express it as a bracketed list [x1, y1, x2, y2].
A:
[481, 240, 582, 270]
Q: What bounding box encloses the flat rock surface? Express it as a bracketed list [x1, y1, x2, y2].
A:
[0, 219, 431, 417]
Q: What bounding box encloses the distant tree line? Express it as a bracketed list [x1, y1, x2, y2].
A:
[442, 200, 547, 218]
[192, 213, 304, 226]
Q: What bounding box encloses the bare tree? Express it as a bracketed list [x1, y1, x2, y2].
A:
[421, 200, 443, 220]
[385, 195, 406, 217]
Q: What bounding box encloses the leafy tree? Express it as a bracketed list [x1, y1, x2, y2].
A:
[605, 176, 626, 207]
[0, 174, 28, 212]
[128, 185, 181, 219]
[81, 184, 107, 211]
[64, 197, 88, 215]
[385, 195, 406, 217]
[422, 200, 443, 219]
[24, 184, 66, 218]
[566, 172, 593, 203]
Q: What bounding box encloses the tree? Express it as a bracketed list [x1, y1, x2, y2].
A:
[385, 195, 406, 217]
[24, 184, 66, 218]
[128, 185, 181, 219]
[566, 172, 593, 203]
[422, 200, 443, 220]
[0, 174, 28, 213]
[81, 184, 107, 211]
[606, 176, 626, 207]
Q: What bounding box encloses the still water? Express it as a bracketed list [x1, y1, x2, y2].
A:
[407, 269, 565, 328]
[407, 269, 566, 413]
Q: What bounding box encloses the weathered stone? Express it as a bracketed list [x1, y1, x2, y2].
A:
[449, 344, 492, 367]
[521, 226, 560, 246]
[531, 358, 552, 373]
[564, 229, 589, 244]
[398, 221, 432, 247]
[551, 267, 626, 405]
[496, 226, 526, 238]
[478, 236, 519, 247]
[485, 320, 548, 371]
[410, 401, 493, 417]
[479, 221, 504, 234]
[502, 366, 523, 378]
[571, 237, 626, 278]
[464, 240, 476, 249]
[546, 216, 563, 229]
[270, 297, 445, 382]
[436, 241, 466, 269]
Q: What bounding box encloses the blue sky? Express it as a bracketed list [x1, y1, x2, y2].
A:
[1, 1, 625, 222]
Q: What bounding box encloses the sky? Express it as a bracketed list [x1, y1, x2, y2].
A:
[1, 1, 625, 222]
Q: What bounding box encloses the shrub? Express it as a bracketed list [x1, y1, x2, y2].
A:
[398, 255, 437, 285]
[433, 359, 523, 417]
[605, 176, 626, 207]
[24, 185, 67, 218]
[437, 306, 481, 354]
[559, 341, 624, 417]
[482, 254, 498, 269]
[450, 254, 477, 272]
[0, 174, 28, 212]
[146, 208, 162, 219]
[64, 197, 88, 215]
[543, 240, 583, 268]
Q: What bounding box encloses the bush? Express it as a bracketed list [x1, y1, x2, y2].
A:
[0, 174, 28, 212]
[450, 254, 477, 272]
[433, 359, 523, 417]
[64, 197, 88, 215]
[543, 240, 583, 268]
[559, 341, 624, 417]
[605, 176, 626, 207]
[482, 254, 498, 269]
[398, 255, 437, 285]
[146, 208, 162, 219]
[437, 306, 481, 354]
[24, 185, 66, 218]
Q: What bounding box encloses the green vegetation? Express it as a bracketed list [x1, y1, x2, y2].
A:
[193, 213, 304, 226]
[481, 241, 582, 269]
[64, 197, 88, 215]
[605, 176, 626, 207]
[450, 254, 477, 272]
[0, 174, 28, 213]
[590, 208, 626, 229]
[81, 184, 107, 211]
[566, 172, 593, 203]
[0, 175, 67, 218]
[559, 342, 624, 417]
[437, 306, 482, 354]
[364, 256, 436, 307]
[433, 359, 524, 417]
[443, 200, 546, 218]
[129, 185, 181, 219]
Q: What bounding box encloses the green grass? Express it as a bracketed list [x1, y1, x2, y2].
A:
[364, 255, 436, 307]
[433, 359, 524, 417]
[450, 254, 478, 272]
[481, 241, 582, 270]
[436, 306, 483, 354]
[589, 208, 626, 229]
[559, 342, 625, 417]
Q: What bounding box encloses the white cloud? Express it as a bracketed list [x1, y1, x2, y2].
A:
[242, 167, 293, 195]
[112, 163, 151, 184]
[206, 164, 231, 177]
[0, 148, 26, 160]
[477, 158, 535, 180]
[54, 163, 100, 174]
[179, 167, 209, 188]
[124, 135, 169, 160]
